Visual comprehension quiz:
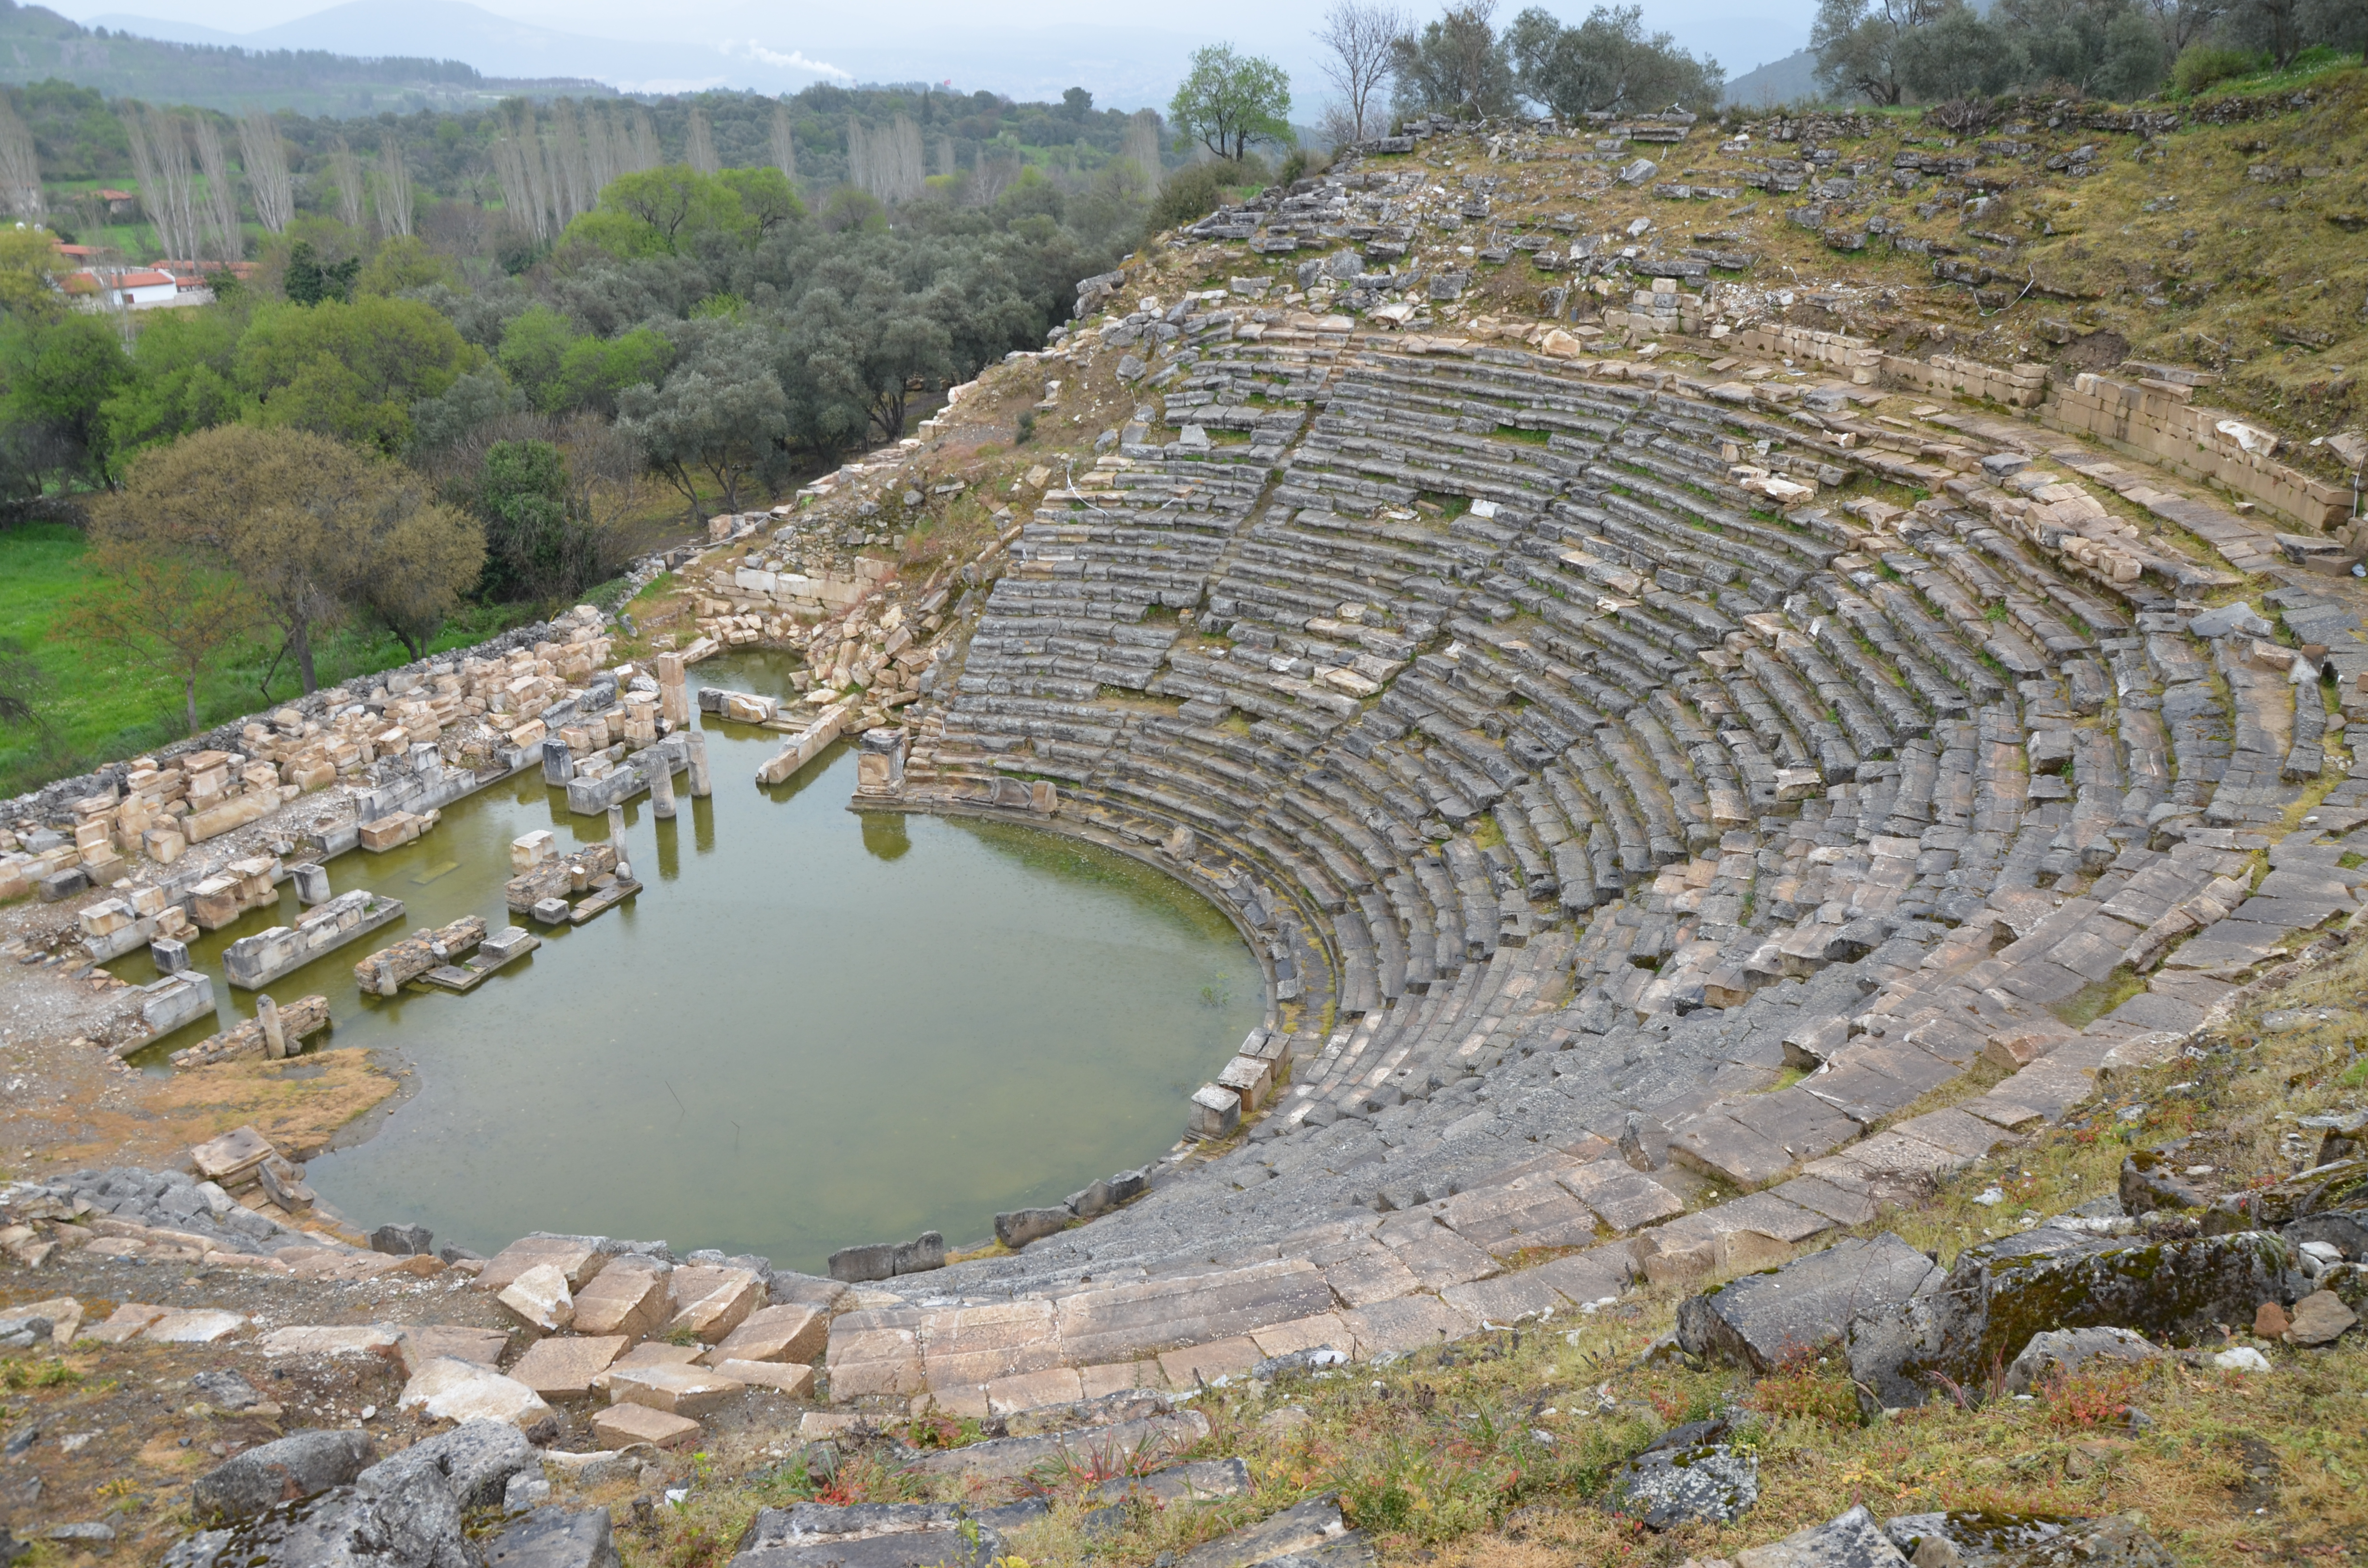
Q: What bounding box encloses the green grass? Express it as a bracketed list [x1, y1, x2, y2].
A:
[0, 521, 536, 796]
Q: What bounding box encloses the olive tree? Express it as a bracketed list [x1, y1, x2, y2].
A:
[1170, 44, 1295, 160]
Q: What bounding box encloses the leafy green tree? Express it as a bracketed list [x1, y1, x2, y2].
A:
[1813, 0, 1951, 102]
[716, 167, 802, 239]
[70, 513, 259, 735]
[550, 328, 671, 416]
[99, 306, 248, 459]
[235, 296, 481, 452]
[1170, 44, 1295, 160]
[1392, 1, 1520, 118]
[564, 166, 762, 258]
[105, 425, 483, 690]
[1897, 2, 2028, 95]
[617, 324, 789, 522]
[283, 238, 361, 306]
[497, 304, 579, 409]
[0, 310, 132, 492]
[1505, 5, 1724, 115]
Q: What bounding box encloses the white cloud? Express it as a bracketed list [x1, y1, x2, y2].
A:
[720, 38, 852, 78]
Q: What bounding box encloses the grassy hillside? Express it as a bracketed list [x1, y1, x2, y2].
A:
[1394, 60, 2367, 462]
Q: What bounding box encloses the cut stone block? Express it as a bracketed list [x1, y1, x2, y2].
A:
[80, 1303, 168, 1344]
[1441, 1270, 1563, 1325]
[666, 1266, 764, 1343]
[1157, 1335, 1262, 1387]
[1382, 1223, 1500, 1291]
[1344, 1294, 1474, 1357]
[1051, 1259, 1335, 1367]
[981, 1366, 1083, 1416]
[1677, 1233, 1943, 1372]
[703, 1303, 827, 1367]
[398, 1325, 509, 1376]
[1322, 1245, 1425, 1308]
[571, 1259, 670, 1339]
[1079, 1362, 1165, 1399]
[1247, 1312, 1354, 1360]
[715, 1359, 816, 1398]
[916, 1298, 1061, 1389]
[259, 1325, 401, 1360]
[143, 1309, 247, 1344]
[508, 1335, 629, 1397]
[398, 1357, 555, 1432]
[498, 1263, 575, 1333]
[606, 1362, 746, 1418]
[1559, 1162, 1686, 1231]
[477, 1237, 608, 1294]
[590, 1402, 700, 1451]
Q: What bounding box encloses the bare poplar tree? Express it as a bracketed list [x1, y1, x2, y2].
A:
[191, 114, 243, 260]
[1318, 0, 1413, 141]
[0, 95, 45, 222]
[629, 109, 660, 172]
[687, 105, 719, 173]
[123, 107, 199, 261]
[846, 117, 871, 197]
[548, 110, 588, 218]
[328, 140, 366, 228]
[374, 137, 413, 237]
[770, 101, 798, 182]
[238, 108, 294, 233]
[585, 104, 618, 192]
[885, 115, 924, 203]
[1122, 109, 1164, 178]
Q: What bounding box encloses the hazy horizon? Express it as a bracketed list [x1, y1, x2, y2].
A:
[49, 0, 1817, 109]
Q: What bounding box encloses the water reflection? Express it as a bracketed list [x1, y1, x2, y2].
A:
[860, 813, 911, 862]
[106, 654, 1263, 1273]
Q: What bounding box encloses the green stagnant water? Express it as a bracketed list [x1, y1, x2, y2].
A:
[109, 652, 1263, 1273]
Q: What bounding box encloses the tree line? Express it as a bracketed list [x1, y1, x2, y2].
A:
[1813, 0, 2364, 105]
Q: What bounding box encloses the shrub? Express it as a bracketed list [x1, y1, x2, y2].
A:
[2173, 42, 2264, 92]
[1015, 410, 1037, 444]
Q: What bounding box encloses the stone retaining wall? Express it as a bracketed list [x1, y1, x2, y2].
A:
[2043, 371, 2350, 530]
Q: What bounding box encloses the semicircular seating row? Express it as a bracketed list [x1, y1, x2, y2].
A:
[882, 310, 2365, 1311]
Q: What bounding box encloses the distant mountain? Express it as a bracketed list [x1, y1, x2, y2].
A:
[0, 0, 602, 112]
[90, 0, 849, 96]
[1723, 47, 1822, 108]
[85, 0, 1210, 109]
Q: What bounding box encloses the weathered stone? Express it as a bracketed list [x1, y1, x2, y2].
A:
[1678, 1233, 1941, 1372]
[1173, 1495, 1353, 1568]
[1737, 1504, 1907, 1567]
[705, 1304, 826, 1367]
[2120, 1151, 2205, 1215]
[1612, 1421, 1759, 1529]
[731, 1503, 1004, 1567]
[1881, 1510, 2172, 1566]
[397, 1325, 508, 1376]
[828, 1232, 945, 1283]
[259, 1326, 403, 1361]
[590, 1402, 700, 1451]
[483, 1506, 622, 1568]
[605, 1363, 745, 1418]
[144, 1309, 247, 1344]
[508, 1336, 629, 1398]
[994, 1207, 1073, 1250]
[2285, 1289, 2357, 1346]
[570, 1259, 670, 1338]
[499, 1264, 575, 1333]
[193, 1430, 372, 1523]
[717, 1360, 815, 1396]
[397, 1357, 557, 1436]
[477, 1237, 610, 1293]
[2002, 1326, 2162, 1394]
[2205, 1157, 2368, 1234]
[666, 1266, 763, 1342]
[371, 1222, 434, 1256]
[1849, 1227, 2302, 1406]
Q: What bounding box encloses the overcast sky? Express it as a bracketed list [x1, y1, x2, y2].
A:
[58, 0, 1821, 106]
